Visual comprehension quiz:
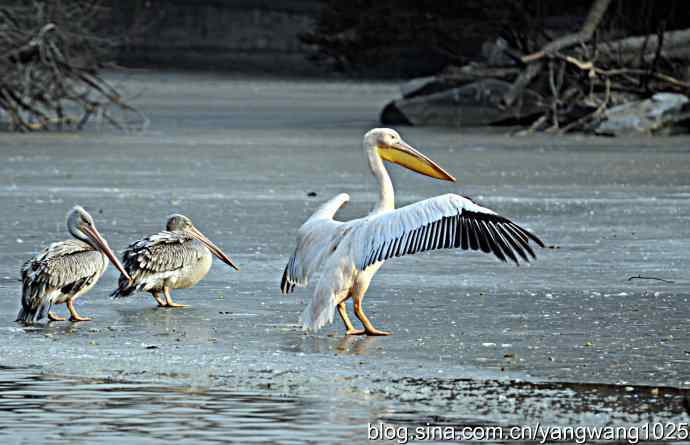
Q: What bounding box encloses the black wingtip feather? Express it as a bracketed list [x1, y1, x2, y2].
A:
[493, 225, 519, 265]
[467, 218, 479, 251]
[500, 226, 529, 262]
[473, 219, 492, 254]
[524, 227, 546, 248]
[460, 216, 469, 250]
[280, 266, 291, 294]
[511, 223, 545, 248]
[504, 224, 536, 259]
[483, 221, 508, 262]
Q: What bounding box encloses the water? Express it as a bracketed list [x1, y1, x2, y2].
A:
[0, 368, 361, 444]
[0, 72, 689, 443]
[1, 369, 688, 444]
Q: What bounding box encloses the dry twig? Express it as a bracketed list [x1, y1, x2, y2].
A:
[627, 275, 675, 284]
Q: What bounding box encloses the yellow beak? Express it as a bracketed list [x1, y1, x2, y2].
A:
[378, 140, 456, 182]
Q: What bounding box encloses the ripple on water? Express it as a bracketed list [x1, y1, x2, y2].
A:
[0, 369, 361, 444]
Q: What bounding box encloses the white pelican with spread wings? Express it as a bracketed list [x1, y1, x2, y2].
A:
[281, 128, 544, 336]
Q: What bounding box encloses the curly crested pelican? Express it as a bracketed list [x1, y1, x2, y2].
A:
[16, 206, 131, 324]
[111, 214, 238, 307]
[281, 128, 544, 336]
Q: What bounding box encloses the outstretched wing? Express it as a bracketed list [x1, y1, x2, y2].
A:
[280, 193, 351, 294]
[350, 193, 544, 271]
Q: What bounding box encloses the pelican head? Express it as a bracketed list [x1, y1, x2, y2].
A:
[166, 214, 193, 231]
[66, 206, 132, 281]
[166, 214, 239, 271]
[364, 128, 456, 182]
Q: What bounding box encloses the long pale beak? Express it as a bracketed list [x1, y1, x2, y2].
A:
[379, 140, 456, 182]
[190, 227, 239, 271]
[82, 224, 132, 281]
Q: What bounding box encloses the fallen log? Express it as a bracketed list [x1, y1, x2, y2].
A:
[400, 64, 521, 99]
[603, 28, 690, 56]
[593, 28, 690, 65]
[382, 79, 543, 127]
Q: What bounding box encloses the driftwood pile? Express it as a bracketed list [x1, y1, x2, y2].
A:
[382, 0, 690, 134]
[0, 1, 144, 132]
[503, 0, 690, 134]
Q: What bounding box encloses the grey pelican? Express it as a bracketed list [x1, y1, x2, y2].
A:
[16, 206, 131, 324]
[281, 128, 544, 336]
[111, 214, 239, 307]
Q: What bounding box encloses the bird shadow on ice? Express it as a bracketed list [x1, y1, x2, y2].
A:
[17, 320, 92, 337]
[114, 305, 204, 324]
[278, 333, 382, 356]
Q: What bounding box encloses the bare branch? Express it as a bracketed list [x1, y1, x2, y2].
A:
[504, 0, 613, 107]
[0, 1, 145, 132]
